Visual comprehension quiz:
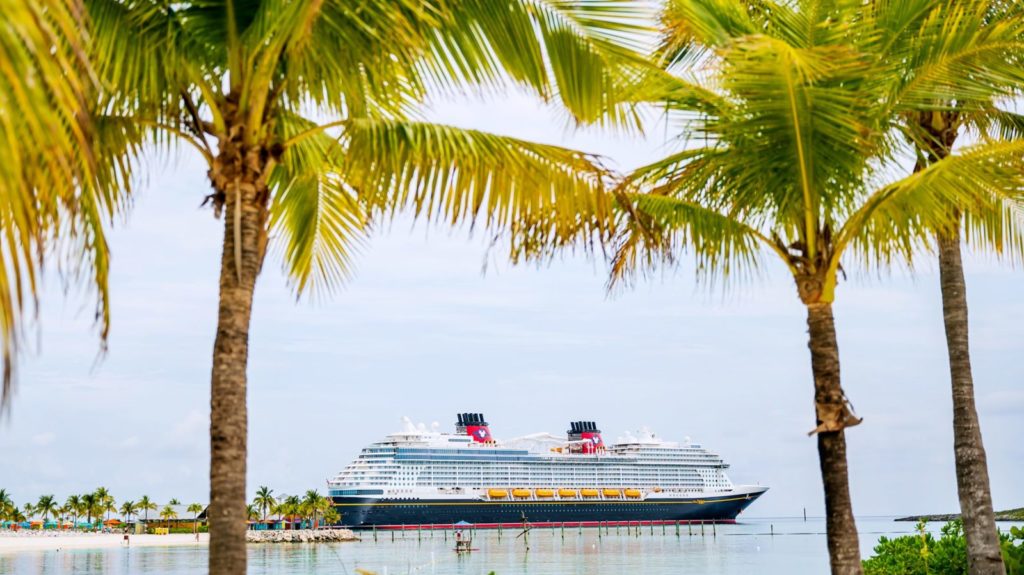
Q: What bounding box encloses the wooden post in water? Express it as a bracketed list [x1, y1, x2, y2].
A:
[662, 523, 666, 536]
[391, 530, 394, 542]
[803, 507, 807, 522]
[561, 522, 565, 540]
[578, 523, 582, 536]
[712, 522, 716, 537]
[771, 523, 774, 537]
[418, 524, 421, 542]
[675, 521, 680, 537]
[616, 523, 620, 535]
[701, 521, 705, 537]
[373, 525, 377, 542]
[444, 528, 447, 542]
[649, 522, 654, 536]
[688, 522, 692, 536]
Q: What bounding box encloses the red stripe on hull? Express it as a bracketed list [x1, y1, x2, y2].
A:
[368, 519, 737, 531]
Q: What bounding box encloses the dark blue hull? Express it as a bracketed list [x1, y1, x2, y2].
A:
[331, 490, 765, 529]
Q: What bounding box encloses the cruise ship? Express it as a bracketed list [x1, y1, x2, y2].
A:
[327, 413, 767, 529]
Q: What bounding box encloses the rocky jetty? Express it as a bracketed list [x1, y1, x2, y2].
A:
[246, 529, 359, 543]
[896, 508, 1024, 522]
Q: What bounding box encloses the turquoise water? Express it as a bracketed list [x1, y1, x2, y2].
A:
[4, 518, 1023, 574]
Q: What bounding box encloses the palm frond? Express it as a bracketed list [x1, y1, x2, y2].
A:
[0, 0, 134, 407]
[339, 119, 615, 262]
[840, 139, 1024, 268]
[610, 193, 770, 290]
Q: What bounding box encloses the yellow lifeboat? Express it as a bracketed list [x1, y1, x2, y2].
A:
[580, 489, 599, 498]
[603, 489, 621, 498]
[624, 489, 642, 498]
[512, 489, 531, 499]
[535, 489, 554, 498]
[558, 489, 577, 498]
[488, 489, 508, 499]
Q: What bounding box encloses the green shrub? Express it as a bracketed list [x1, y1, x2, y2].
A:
[864, 521, 1024, 575]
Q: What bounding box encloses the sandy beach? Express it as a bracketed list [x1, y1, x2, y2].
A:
[0, 532, 208, 553]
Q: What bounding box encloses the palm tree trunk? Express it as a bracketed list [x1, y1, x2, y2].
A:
[806, 302, 862, 575]
[208, 142, 268, 575]
[937, 227, 1005, 575]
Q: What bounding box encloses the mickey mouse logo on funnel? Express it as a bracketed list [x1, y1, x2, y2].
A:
[457, 412, 493, 443]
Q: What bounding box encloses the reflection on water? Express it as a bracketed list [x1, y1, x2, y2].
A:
[4, 518, 1023, 575]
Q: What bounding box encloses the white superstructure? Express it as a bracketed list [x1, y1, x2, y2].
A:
[328, 416, 760, 502]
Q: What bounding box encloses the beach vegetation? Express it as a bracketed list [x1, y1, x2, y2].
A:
[160, 505, 179, 530]
[120, 500, 138, 525]
[138, 496, 158, 524]
[605, 1, 1024, 572]
[864, 521, 1024, 575]
[79, 0, 648, 569]
[0, 0, 131, 405]
[34, 495, 58, 524]
[188, 503, 205, 536]
[253, 486, 276, 523]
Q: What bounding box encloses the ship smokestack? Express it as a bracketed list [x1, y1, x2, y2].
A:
[567, 420, 604, 454]
[456, 412, 492, 443]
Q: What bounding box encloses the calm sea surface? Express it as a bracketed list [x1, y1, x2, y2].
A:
[4, 517, 1023, 574]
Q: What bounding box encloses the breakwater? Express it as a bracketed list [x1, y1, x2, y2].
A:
[245, 529, 358, 543]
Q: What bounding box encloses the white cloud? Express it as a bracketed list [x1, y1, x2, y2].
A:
[30, 432, 56, 447]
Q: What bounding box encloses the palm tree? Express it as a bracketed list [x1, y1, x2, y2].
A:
[245, 504, 260, 529]
[80, 493, 98, 527]
[57, 504, 72, 529]
[65, 495, 82, 529]
[610, 2, 1024, 573]
[873, 4, 1024, 572]
[120, 501, 138, 526]
[168, 499, 181, 506]
[0, 1, 128, 406]
[187, 503, 204, 536]
[301, 490, 325, 529]
[275, 495, 302, 531]
[22, 503, 33, 522]
[83, 2, 641, 571]
[138, 496, 157, 526]
[160, 505, 178, 531]
[93, 487, 114, 523]
[35, 495, 58, 525]
[253, 487, 276, 524]
[321, 507, 340, 528]
[0, 490, 13, 521]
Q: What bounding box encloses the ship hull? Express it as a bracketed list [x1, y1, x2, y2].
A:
[331, 489, 765, 529]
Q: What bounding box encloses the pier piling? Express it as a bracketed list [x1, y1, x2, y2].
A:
[675, 521, 680, 537]
[688, 522, 692, 536]
[771, 524, 774, 536]
[373, 525, 377, 542]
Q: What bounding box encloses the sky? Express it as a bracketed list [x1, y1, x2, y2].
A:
[0, 91, 1021, 519]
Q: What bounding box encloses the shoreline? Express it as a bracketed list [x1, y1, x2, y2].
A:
[0, 529, 359, 553]
[0, 533, 209, 553]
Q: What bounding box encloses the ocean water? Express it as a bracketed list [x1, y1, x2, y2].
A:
[4, 517, 1023, 574]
